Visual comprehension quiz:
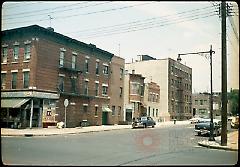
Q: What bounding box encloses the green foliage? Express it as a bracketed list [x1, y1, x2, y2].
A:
[228, 89, 239, 116]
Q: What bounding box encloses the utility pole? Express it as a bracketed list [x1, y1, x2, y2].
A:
[221, 1, 227, 146]
[178, 45, 215, 141]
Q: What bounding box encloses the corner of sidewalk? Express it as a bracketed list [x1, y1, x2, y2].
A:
[198, 130, 239, 151]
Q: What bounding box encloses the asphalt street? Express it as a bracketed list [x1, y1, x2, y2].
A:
[1, 123, 238, 166]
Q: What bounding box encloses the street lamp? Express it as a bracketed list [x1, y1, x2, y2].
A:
[178, 45, 215, 141]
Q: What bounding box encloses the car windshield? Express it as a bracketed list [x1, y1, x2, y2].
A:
[141, 117, 147, 121]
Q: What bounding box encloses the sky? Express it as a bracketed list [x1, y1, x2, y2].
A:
[2, 1, 239, 93]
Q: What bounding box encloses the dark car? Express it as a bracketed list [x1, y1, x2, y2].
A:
[132, 116, 156, 128]
[194, 119, 221, 136]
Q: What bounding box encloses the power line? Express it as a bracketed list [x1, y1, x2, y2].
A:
[79, 12, 217, 39]
[2, 2, 44, 9]
[3, 2, 109, 20]
[3, 2, 154, 25]
[66, 5, 217, 35]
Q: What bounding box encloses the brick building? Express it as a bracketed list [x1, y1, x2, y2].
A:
[144, 81, 161, 122]
[1, 25, 122, 128]
[123, 70, 146, 123]
[126, 55, 192, 121]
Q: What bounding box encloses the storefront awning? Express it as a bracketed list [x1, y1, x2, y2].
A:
[102, 106, 112, 112]
[1, 98, 30, 108]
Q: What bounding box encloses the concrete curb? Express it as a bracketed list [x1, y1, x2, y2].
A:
[2, 127, 133, 137]
[198, 141, 238, 151]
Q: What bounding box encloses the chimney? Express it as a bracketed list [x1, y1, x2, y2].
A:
[46, 27, 54, 32]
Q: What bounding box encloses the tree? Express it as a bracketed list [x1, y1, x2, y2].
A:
[228, 89, 239, 116]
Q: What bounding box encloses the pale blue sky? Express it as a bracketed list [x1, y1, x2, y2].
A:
[2, 1, 239, 92]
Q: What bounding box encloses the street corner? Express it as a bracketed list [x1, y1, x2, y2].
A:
[133, 129, 161, 153]
[197, 140, 238, 151]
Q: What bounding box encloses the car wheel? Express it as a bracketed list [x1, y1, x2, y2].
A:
[144, 124, 147, 128]
[152, 125, 155, 128]
[197, 132, 201, 136]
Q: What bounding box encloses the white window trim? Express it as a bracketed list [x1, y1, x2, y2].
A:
[85, 56, 90, 59]
[83, 104, 88, 106]
[2, 44, 8, 47]
[13, 42, 20, 46]
[24, 40, 31, 44]
[102, 83, 108, 87]
[103, 63, 109, 66]
[95, 104, 99, 107]
[95, 81, 99, 83]
[85, 78, 89, 82]
[72, 51, 78, 55]
[1, 71, 7, 74]
[11, 70, 18, 72]
[59, 74, 65, 77]
[96, 59, 100, 62]
[23, 69, 30, 72]
[60, 48, 66, 51]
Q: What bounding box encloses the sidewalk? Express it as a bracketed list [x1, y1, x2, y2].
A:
[1, 120, 190, 137]
[198, 130, 239, 151]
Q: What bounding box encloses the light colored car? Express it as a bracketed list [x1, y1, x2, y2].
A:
[231, 116, 239, 129]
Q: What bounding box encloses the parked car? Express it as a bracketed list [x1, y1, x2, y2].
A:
[194, 119, 221, 136]
[132, 116, 156, 128]
[189, 117, 202, 124]
[231, 116, 239, 129]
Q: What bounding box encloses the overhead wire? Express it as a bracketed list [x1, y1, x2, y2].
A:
[3, 2, 110, 20]
[3, 2, 154, 25]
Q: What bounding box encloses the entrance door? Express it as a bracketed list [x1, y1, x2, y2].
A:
[102, 112, 108, 125]
[126, 112, 132, 122]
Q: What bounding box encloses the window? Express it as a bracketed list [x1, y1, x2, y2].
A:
[84, 80, 88, 95]
[103, 65, 109, 75]
[85, 59, 89, 73]
[12, 72, 17, 89]
[71, 77, 77, 93]
[13, 46, 19, 61]
[140, 85, 144, 96]
[72, 55, 76, 69]
[102, 85, 108, 96]
[24, 44, 31, 60]
[58, 76, 64, 92]
[95, 106, 98, 116]
[112, 106, 115, 116]
[153, 108, 155, 117]
[200, 100, 203, 105]
[130, 82, 140, 95]
[195, 100, 198, 105]
[156, 109, 158, 117]
[1, 73, 6, 89]
[96, 62, 99, 75]
[59, 51, 64, 67]
[120, 87, 123, 97]
[23, 71, 29, 88]
[118, 106, 121, 116]
[47, 111, 52, 116]
[2, 47, 8, 63]
[95, 83, 99, 96]
[148, 107, 151, 116]
[120, 68, 124, 79]
[83, 105, 88, 112]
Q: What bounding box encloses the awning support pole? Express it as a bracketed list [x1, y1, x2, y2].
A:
[29, 99, 33, 129]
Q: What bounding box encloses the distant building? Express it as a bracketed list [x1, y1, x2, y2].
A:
[126, 56, 192, 121]
[1, 25, 124, 128]
[123, 71, 145, 123]
[144, 81, 161, 122]
[192, 92, 222, 119]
